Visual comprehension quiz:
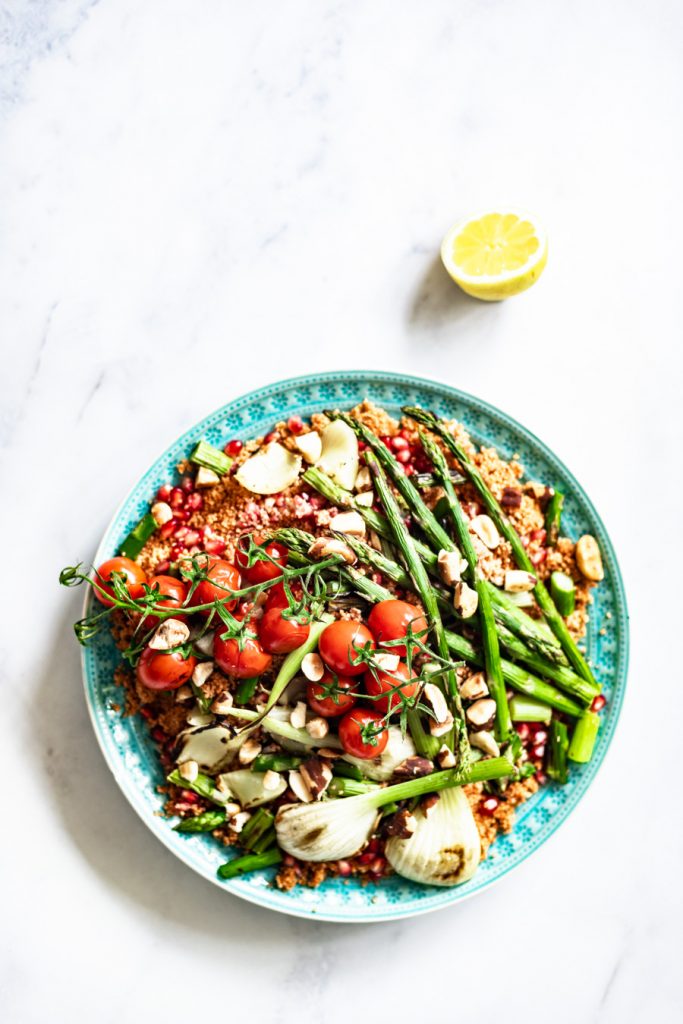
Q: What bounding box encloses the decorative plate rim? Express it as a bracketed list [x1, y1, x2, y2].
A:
[81, 370, 629, 923]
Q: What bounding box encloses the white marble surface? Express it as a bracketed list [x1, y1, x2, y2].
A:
[2, 1, 682, 1021]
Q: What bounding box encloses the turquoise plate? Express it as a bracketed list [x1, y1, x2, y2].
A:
[82, 371, 628, 922]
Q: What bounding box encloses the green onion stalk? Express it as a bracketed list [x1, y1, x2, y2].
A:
[418, 429, 511, 742]
[365, 451, 470, 767]
[402, 406, 599, 690]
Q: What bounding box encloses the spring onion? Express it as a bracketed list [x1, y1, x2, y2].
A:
[550, 571, 576, 618]
[217, 847, 282, 879]
[190, 439, 233, 476]
[547, 720, 569, 783]
[119, 512, 158, 560]
[568, 710, 600, 763]
[509, 694, 553, 724]
[234, 677, 259, 704]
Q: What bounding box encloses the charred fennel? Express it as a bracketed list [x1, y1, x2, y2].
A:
[402, 406, 598, 688]
[366, 451, 470, 766]
[419, 429, 510, 741]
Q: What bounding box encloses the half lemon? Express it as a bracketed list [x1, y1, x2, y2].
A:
[441, 210, 548, 301]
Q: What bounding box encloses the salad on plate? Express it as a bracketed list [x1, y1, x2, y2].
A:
[62, 400, 606, 891]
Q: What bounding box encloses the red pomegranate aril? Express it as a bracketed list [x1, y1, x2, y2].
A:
[170, 487, 185, 509]
[520, 535, 530, 548]
[517, 723, 531, 741]
[533, 730, 548, 745]
[159, 520, 178, 540]
[181, 476, 195, 493]
[591, 694, 607, 712]
[370, 856, 386, 874]
[140, 705, 154, 720]
[531, 548, 547, 567]
[156, 484, 173, 501]
[536, 770, 547, 785]
[184, 529, 201, 546]
[533, 744, 546, 760]
[151, 727, 166, 743]
[530, 528, 547, 544]
[170, 545, 185, 561]
[185, 492, 204, 511]
[287, 415, 304, 434]
[403, 463, 415, 475]
[336, 860, 352, 876]
[380, 435, 392, 447]
[396, 448, 412, 464]
[399, 428, 412, 440]
[180, 790, 199, 804]
[357, 440, 367, 452]
[154, 560, 170, 574]
[481, 796, 499, 815]
[173, 507, 190, 522]
[174, 526, 189, 542]
[264, 431, 277, 443]
[225, 439, 243, 457]
[391, 436, 409, 451]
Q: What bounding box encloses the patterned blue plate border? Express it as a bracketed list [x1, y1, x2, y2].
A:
[82, 371, 629, 923]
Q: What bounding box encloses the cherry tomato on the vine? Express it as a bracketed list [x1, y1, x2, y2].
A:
[235, 537, 289, 585]
[190, 558, 240, 615]
[213, 629, 272, 679]
[258, 607, 310, 654]
[338, 707, 388, 759]
[94, 557, 148, 607]
[364, 661, 418, 715]
[306, 670, 357, 718]
[367, 600, 428, 658]
[318, 620, 374, 677]
[139, 575, 189, 632]
[136, 646, 196, 692]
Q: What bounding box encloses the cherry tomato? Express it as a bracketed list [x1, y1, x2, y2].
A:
[306, 670, 358, 718]
[235, 537, 289, 585]
[264, 579, 303, 611]
[139, 575, 189, 631]
[338, 707, 388, 759]
[258, 607, 310, 654]
[367, 600, 428, 658]
[318, 620, 375, 677]
[213, 629, 272, 679]
[94, 557, 148, 607]
[191, 558, 240, 614]
[364, 661, 418, 715]
[136, 646, 196, 691]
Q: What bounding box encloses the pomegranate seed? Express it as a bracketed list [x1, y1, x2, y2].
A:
[181, 476, 194, 493]
[357, 440, 367, 452]
[520, 535, 530, 548]
[170, 487, 185, 509]
[391, 436, 409, 451]
[365, 838, 381, 855]
[159, 519, 178, 540]
[174, 526, 189, 542]
[370, 856, 386, 874]
[465, 502, 480, 519]
[184, 529, 201, 546]
[533, 744, 546, 760]
[140, 705, 154, 720]
[534, 730, 548, 745]
[396, 448, 412, 464]
[225, 439, 243, 457]
[203, 527, 227, 555]
[287, 415, 304, 434]
[185, 492, 204, 511]
[180, 790, 199, 804]
[530, 548, 547, 567]
[358, 850, 376, 865]
[264, 431, 277, 443]
[379, 435, 392, 447]
[283, 853, 296, 867]
[535, 771, 547, 785]
[336, 860, 352, 876]
[399, 428, 412, 440]
[591, 694, 607, 712]
[154, 559, 170, 574]
[530, 528, 547, 544]
[156, 484, 173, 501]
[517, 723, 531, 741]
[481, 796, 499, 815]
[170, 544, 185, 561]
[403, 463, 415, 475]
[173, 507, 190, 522]
[151, 727, 166, 743]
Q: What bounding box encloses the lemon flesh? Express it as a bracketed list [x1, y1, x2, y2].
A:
[441, 211, 547, 301]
